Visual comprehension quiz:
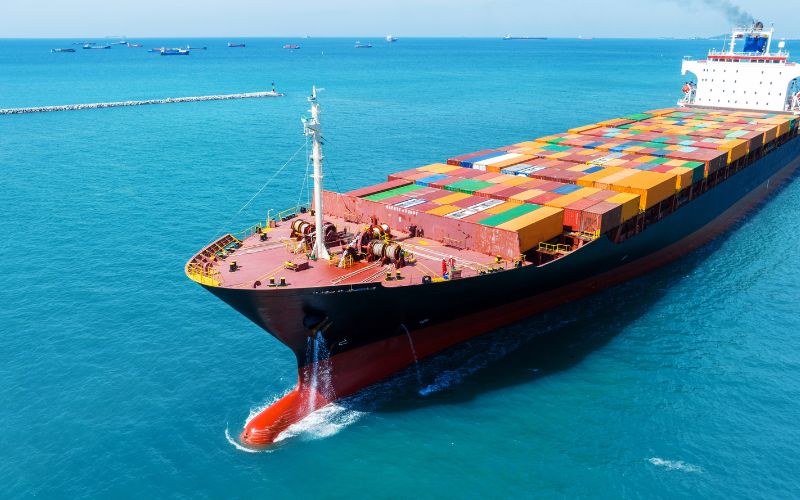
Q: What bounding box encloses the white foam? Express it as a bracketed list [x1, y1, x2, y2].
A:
[224, 426, 272, 454]
[648, 457, 703, 473]
[274, 402, 366, 443]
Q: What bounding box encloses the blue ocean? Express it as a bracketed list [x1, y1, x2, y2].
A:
[3, 37, 800, 498]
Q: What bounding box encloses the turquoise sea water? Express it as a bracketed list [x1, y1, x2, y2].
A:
[3, 38, 800, 498]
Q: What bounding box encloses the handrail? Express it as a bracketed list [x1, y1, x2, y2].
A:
[186, 262, 223, 287]
[538, 242, 572, 253]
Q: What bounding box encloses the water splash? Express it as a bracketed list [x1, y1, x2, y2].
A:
[648, 457, 704, 473]
[304, 332, 336, 413]
[225, 425, 271, 453]
[274, 403, 367, 443]
[400, 324, 423, 388]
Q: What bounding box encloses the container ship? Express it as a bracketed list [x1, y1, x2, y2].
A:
[186, 23, 800, 447]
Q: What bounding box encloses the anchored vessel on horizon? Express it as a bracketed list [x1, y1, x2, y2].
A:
[186, 22, 800, 447]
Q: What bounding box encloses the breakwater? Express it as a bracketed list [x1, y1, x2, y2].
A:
[0, 91, 283, 115]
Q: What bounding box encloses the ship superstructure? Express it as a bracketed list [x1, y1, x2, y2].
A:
[681, 22, 800, 113]
[186, 24, 800, 448]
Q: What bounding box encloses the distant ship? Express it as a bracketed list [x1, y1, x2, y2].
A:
[228, 42, 246, 48]
[127, 43, 143, 48]
[354, 41, 373, 48]
[51, 48, 76, 53]
[187, 23, 800, 448]
[283, 44, 301, 50]
[160, 48, 190, 56]
[386, 35, 398, 42]
[503, 35, 547, 40]
[148, 47, 166, 53]
[83, 44, 111, 49]
[187, 45, 207, 50]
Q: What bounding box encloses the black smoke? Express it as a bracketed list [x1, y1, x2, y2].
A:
[668, 0, 754, 25]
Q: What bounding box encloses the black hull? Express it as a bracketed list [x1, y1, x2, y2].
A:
[205, 135, 800, 366]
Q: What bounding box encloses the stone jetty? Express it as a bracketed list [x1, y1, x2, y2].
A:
[0, 91, 284, 115]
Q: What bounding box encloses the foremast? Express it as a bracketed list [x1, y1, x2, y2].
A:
[303, 86, 330, 260]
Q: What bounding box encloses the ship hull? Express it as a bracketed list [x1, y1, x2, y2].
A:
[205, 136, 800, 445]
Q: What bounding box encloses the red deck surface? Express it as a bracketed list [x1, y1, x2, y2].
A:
[202, 215, 521, 290]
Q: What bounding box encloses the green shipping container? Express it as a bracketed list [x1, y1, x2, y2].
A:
[477, 204, 541, 227]
[362, 184, 423, 201]
[444, 179, 495, 194]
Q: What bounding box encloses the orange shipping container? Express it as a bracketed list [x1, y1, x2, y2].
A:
[666, 167, 694, 191]
[610, 171, 677, 210]
[568, 123, 603, 134]
[497, 206, 564, 252]
[606, 192, 640, 221]
[418, 163, 461, 174]
[432, 192, 472, 205]
[426, 204, 461, 216]
[509, 189, 546, 202]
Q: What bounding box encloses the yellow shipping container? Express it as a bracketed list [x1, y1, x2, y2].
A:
[576, 166, 624, 187]
[497, 206, 565, 252]
[419, 163, 460, 174]
[568, 123, 603, 134]
[485, 174, 517, 184]
[611, 171, 677, 210]
[719, 139, 748, 163]
[509, 189, 546, 202]
[667, 166, 694, 191]
[432, 192, 472, 205]
[606, 192, 640, 221]
[567, 163, 596, 172]
[760, 124, 778, 143]
[426, 204, 461, 216]
[594, 169, 639, 189]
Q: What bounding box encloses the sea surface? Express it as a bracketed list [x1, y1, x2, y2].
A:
[2, 38, 800, 498]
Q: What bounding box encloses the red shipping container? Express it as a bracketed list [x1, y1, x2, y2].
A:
[493, 186, 527, 201]
[537, 181, 569, 192]
[562, 198, 599, 230]
[347, 179, 412, 198]
[430, 176, 462, 189]
[580, 201, 623, 233]
[446, 149, 498, 164]
[585, 189, 618, 201]
[528, 192, 562, 205]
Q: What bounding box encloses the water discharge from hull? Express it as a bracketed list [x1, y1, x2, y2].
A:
[240, 332, 336, 447]
[401, 324, 423, 389]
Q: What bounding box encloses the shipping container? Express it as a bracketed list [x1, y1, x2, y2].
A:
[496, 206, 565, 252]
[446, 149, 498, 166]
[561, 197, 599, 230]
[607, 170, 677, 210]
[606, 192, 640, 221]
[581, 201, 623, 233]
[349, 179, 413, 198]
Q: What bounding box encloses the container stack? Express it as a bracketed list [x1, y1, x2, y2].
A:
[331, 106, 796, 259]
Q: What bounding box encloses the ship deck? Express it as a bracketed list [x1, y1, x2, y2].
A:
[190, 214, 523, 290]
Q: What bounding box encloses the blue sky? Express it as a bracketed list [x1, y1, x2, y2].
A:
[2, 0, 797, 38]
